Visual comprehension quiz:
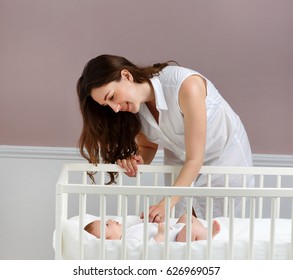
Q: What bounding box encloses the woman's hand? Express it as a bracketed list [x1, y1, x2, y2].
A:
[116, 155, 144, 177]
[141, 200, 167, 223]
[149, 203, 166, 223]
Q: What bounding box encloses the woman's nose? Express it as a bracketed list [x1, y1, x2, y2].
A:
[108, 102, 121, 113]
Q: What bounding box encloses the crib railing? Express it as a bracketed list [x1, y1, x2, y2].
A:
[55, 163, 293, 260]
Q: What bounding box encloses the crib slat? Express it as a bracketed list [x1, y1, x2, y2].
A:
[121, 195, 128, 260]
[152, 172, 158, 205]
[185, 196, 193, 260]
[164, 196, 171, 260]
[269, 197, 277, 259]
[78, 193, 86, 260]
[135, 195, 140, 216]
[223, 174, 229, 217]
[206, 196, 213, 260]
[77, 172, 88, 260]
[276, 175, 281, 218]
[62, 193, 68, 221]
[258, 175, 264, 218]
[117, 174, 123, 216]
[143, 196, 150, 260]
[100, 194, 106, 260]
[241, 175, 247, 218]
[248, 197, 256, 259]
[54, 190, 64, 259]
[99, 171, 105, 184]
[228, 198, 235, 260]
[170, 172, 176, 218]
[205, 174, 212, 220]
[135, 172, 141, 215]
[171, 172, 175, 184]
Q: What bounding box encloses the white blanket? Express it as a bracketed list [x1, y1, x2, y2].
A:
[58, 214, 292, 260]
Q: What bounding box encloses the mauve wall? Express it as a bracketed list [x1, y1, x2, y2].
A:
[0, 0, 292, 154]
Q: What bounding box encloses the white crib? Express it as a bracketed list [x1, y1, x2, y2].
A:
[54, 163, 293, 260]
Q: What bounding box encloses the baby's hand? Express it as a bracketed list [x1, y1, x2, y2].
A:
[158, 223, 165, 235]
[154, 223, 165, 243]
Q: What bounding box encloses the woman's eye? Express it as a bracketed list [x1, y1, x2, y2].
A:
[109, 94, 115, 101]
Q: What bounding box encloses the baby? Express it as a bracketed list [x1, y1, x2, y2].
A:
[84, 213, 220, 243]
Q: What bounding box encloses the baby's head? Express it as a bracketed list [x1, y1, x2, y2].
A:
[84, 219, 122, 240]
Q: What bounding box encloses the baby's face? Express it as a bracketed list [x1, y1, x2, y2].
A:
[91, 219, 122, 240]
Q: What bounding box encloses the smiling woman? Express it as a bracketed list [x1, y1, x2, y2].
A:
[76, 54, 254, 222]
[76, 54, 168, 183]
[90, 68, 152, 114]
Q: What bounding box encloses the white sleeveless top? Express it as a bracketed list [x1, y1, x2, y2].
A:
[139, 65, 253, 168]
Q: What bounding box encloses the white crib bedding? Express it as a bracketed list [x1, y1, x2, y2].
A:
[59, 214, 292, 260]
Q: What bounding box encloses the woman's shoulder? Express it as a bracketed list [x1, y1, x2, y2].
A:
[158, 65, 198, 84]
[161, 65, 198, 75]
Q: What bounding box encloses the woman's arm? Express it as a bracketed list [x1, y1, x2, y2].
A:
[137, 132, 158, 164]
[171, 74, 207, 203]
[149, 75, 207, 222]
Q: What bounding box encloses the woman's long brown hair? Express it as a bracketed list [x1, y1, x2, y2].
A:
[77, 54, 172, 183]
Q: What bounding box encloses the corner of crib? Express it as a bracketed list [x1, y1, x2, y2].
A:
[54, 163, 70, 260]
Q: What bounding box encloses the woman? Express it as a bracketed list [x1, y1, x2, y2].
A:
[77, 54, 254, 221]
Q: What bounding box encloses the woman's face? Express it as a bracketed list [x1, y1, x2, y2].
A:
[91, 70, 141, 113]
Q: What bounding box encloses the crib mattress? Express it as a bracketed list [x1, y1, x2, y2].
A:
[57, 214, 292, 260]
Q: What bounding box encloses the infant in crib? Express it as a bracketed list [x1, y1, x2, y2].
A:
[84, 213, 220, 243]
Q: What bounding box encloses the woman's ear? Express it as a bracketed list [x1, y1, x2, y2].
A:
[121, 69, 133, 82]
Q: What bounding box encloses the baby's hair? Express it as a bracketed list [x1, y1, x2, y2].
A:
[84, 221, 97, 236]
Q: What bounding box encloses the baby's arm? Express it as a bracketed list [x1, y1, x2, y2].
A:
[153, 223, 165, 243]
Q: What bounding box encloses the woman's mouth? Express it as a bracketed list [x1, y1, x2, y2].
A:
[121, 103, 130, 112]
